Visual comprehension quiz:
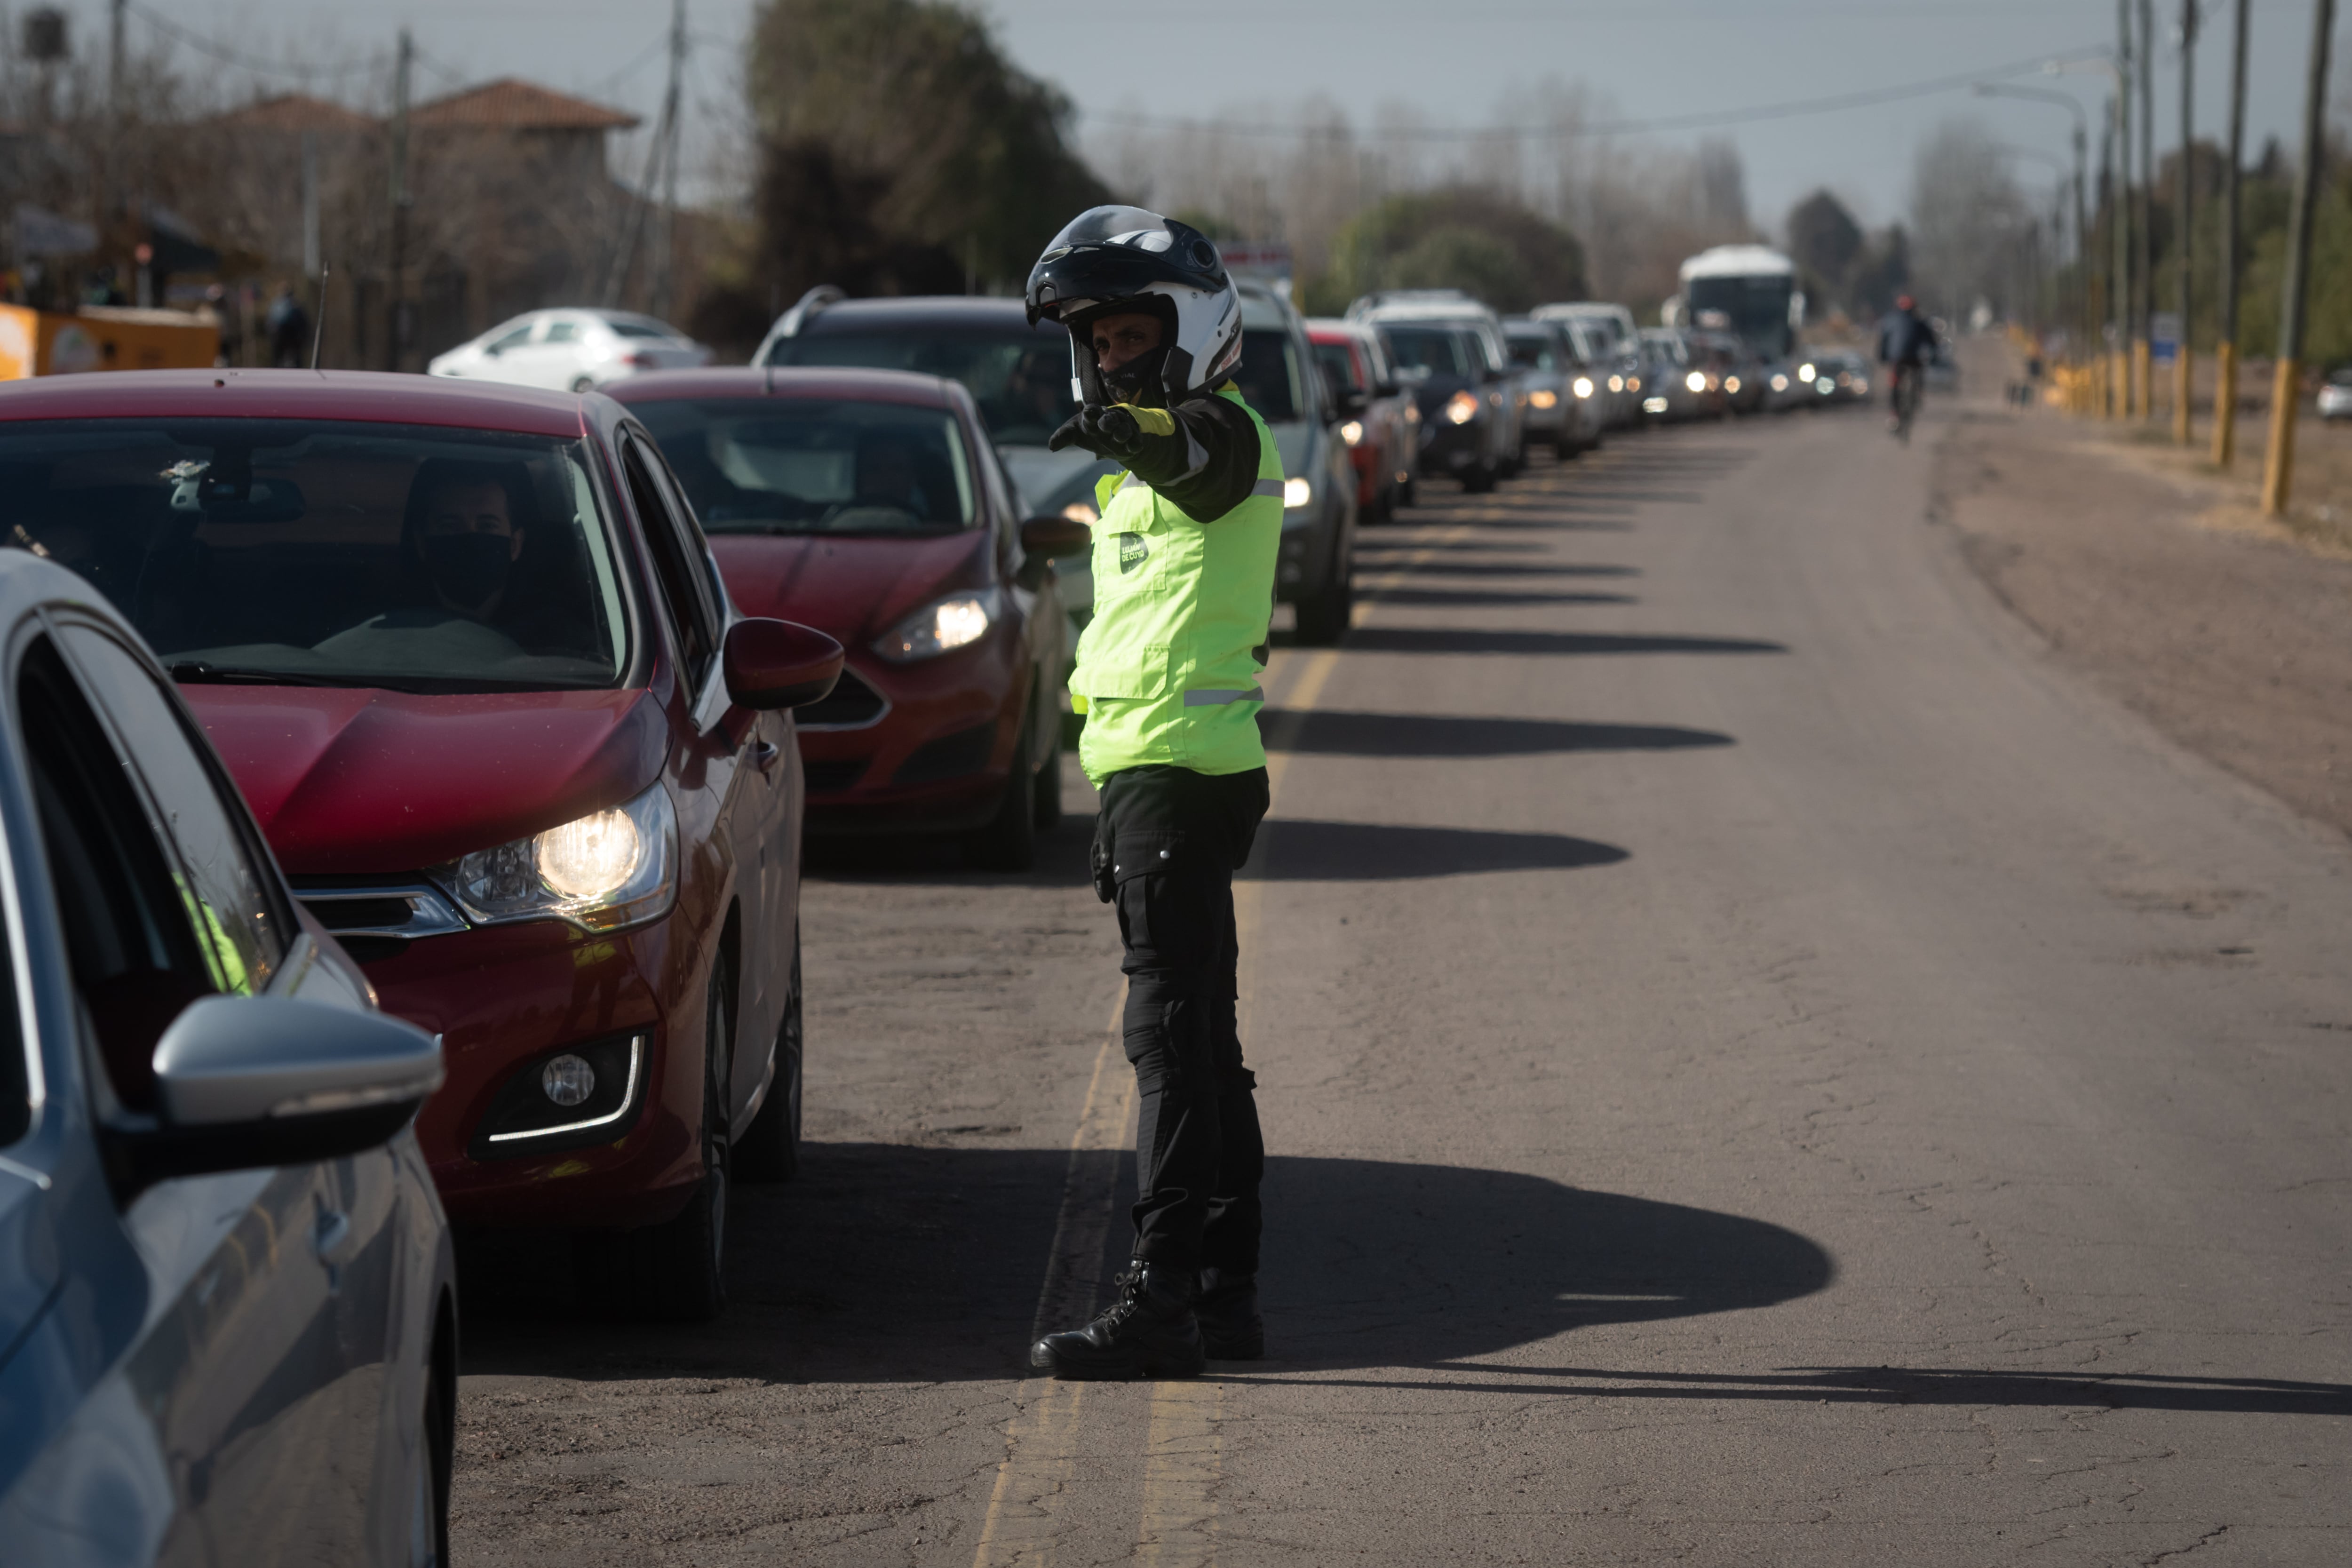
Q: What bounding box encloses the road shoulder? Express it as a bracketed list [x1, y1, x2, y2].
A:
[1935, 403, 2352, 842]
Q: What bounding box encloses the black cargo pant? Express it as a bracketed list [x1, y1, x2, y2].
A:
[1091, 763, 1271, 1275]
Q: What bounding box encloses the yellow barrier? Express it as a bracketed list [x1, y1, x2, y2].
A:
[0, 304, 219, 380]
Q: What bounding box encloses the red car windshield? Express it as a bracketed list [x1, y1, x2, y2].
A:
[633, 398, 979, 536]
[0, 419, 631, 693]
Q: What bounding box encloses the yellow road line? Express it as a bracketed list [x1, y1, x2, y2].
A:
[971, 1001, 1136, 1568]
[1141, 509, 1475, 1563]
[982, 501, 1479, 1567]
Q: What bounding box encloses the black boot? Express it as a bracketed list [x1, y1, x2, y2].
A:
[1031, 1261, 1205, 1381]
[1196, 1267, 1263, 1360]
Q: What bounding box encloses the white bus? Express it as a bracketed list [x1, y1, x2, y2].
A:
[1666, 245, 1804, 361]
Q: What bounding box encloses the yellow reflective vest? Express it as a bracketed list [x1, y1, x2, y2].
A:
[1069, 385, 1284, 781]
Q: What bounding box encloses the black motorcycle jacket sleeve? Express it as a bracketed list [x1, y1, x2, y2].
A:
[1107, 387, 1263, 524]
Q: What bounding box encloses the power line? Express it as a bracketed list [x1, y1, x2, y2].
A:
[1082, 45, 2111, 143]
[127, 1, 376, 82]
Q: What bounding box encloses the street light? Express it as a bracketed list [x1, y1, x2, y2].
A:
[1975, 82, 2091, 354]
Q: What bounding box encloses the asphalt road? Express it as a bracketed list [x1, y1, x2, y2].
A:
[451, 390, 2352, 1566]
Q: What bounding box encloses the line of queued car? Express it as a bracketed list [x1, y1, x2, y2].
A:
[0, 260, 1888, 1555]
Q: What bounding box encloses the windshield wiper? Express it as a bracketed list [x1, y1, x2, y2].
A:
[168, 661, 364, 689]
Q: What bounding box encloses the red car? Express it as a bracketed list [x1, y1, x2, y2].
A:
[611, 368, 1086, 870]
[0, 369, 843, 1321]
[1307, 319, 1419, 521]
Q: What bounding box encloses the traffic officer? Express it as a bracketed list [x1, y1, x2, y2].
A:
[1023, 206, 1285, 1381]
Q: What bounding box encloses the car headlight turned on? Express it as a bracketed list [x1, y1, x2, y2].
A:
[1572, 377, 1594, 398]
[440, 780, 678, 932]
[1339, 419, 1365, 446]
[1283, 476, 1312, 509]
[1628, 375, 1642, 391]
[877, 589, 999, 662]
[1685, 371, 1708, 393]
[1725, 375, 1742, 394]
[1643, 396, 1670, 414]
[1445, 390, 1480, 424]
[1527, 389, 1558, 410]
[1607, 374, 1625, 392]
[1770, 374, 1787, 392]
[1798, 362, 1817, 381]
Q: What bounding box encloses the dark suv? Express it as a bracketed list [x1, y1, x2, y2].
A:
[759, 286, 1358, 646]
[1348, 293, 1521, 493]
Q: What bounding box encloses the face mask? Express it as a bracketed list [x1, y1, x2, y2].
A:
[424, 532, 512, 609]
[1103, 344, 1171, 407]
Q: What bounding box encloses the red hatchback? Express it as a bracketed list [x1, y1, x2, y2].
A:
[612, 369, 1085, 870]
[0, 369, 843, 1320]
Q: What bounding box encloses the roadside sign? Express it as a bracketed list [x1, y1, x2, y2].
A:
[2151, 311, 2182, 364]
[11, 203, 96, 258]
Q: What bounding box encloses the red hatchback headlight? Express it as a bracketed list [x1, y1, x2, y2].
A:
[874, 589, 1001, 663]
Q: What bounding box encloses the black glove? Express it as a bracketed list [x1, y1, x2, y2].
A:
[1048, 405, 1144, 459]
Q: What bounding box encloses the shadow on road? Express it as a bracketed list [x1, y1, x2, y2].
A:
[803, 814, 1096, 888]
[1366, 586, 1637, 608]
[456, 1153, 1825, 1385]
[1229, 1363, 2352, 1419]
[1343, 627, 1788, 657]
[1257, 710, 1732, 759]
[1241, 819, 1627, 880]
[1351, 560, 1641, 580]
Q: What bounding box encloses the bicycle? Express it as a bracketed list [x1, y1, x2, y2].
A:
[1887, 361, 1924, 441]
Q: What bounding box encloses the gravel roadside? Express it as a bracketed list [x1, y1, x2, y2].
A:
[1936, 389, 2352, 842]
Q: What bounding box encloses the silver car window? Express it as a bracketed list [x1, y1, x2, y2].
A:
[56, 622, 285, 997]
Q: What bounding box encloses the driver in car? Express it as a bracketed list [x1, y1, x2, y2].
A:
[315, 460, 548, 664]
[849, 434, 934, 520]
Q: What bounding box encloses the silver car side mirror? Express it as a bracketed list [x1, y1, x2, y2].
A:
[119, 996, 444, 1194]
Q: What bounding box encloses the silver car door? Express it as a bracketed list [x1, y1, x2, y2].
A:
[44, 621, 382, 1564]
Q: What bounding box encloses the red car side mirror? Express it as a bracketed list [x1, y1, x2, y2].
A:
[723, 618, 843, 711]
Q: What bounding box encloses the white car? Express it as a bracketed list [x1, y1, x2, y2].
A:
[428, 308, 711, 392]
[2317, 368, 2352, 420]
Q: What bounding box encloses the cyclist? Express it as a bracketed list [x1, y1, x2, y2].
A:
[1876, 294, 1938, 437]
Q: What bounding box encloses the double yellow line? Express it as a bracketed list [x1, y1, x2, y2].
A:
[972, 502, 1482, 1566]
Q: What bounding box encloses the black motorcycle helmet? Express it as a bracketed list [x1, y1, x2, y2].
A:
[1026, 205, 1243, 407]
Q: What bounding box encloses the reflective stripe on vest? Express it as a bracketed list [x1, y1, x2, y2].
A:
[1070, 385, 1284, 780]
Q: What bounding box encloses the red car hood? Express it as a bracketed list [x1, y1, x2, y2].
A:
[185, 685, 671, 877]
[711, 530, 990, 648]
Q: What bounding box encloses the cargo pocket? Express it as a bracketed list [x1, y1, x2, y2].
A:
[1110, 829, 1213, 967]
[1069, 642, 1169, 702]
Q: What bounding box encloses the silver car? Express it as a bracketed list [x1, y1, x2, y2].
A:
[0, 554, 454, 1566]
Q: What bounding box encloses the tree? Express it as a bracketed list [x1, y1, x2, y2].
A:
[1786, 189, 1864, 305]
[1319, 187, 1586, 313]
[1908, 118, 2031, 318]
[740, 0, 1111, 301]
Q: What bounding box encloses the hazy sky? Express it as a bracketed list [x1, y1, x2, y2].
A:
[65, 0, 2347, 235]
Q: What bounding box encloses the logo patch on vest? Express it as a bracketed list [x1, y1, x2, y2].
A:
[1117, 532, 1149, 573]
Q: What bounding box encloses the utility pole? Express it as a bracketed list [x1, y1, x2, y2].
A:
[2261, 0, 2338, 516]
[2212, 0, 2251, 466]
[302, 129, 322, 364]
[2136, 0, 2156, 422]
[108, 0, 127, 264]
[2100, 100, 2119, 414]
[649, 0, 686, 324]
[2115, 0, 2136, 417]
[110, 0, 126, 119]
[388, 29, 413, 373]
[2173, 0, 2197, 445]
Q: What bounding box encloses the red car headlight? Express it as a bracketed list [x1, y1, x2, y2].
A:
[435, 780, 678, 932]
[875, 589, 1001, 663]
